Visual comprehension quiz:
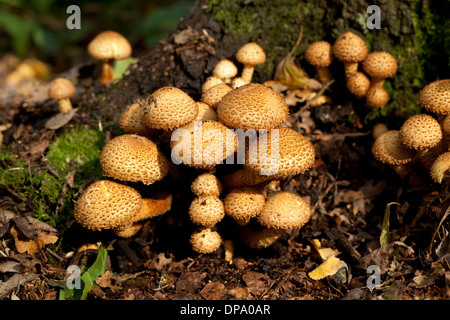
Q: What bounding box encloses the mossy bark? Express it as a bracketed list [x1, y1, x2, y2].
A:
[99, 0, 449, 124]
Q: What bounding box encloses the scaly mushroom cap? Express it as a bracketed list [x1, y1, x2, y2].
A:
[332, 32, 368, 64]
[100, 134, 169, 185]
[191, 173, 223, 196]
[244, 127, 316, 179]
[236, 42, 266, 67]
[202, 76, 223, 93]
[142, 87, 198, 130]
[118, 102, 153, 136]
[442, 114, 450, 135]
[223, 168, 271, 189]
[113, 222, 143, 238]
[213, 59, 238, 82]
[224, 187, 266, 222]
[304, 41, 334, 67]
[419, 79, 450, 116]
[190, 227, 222, 254]
[372, 123, 389, 140]
[216, 83, 289, 130]
[195, 102, 218, 121]
[257, 192, 312, 229]
[362, 51, 398, 79]
[430, 152, 450, 183]
[399, 114, 443, 151]
[189, 195, 225, 227]
[201, 83, 233, 109]
[372, 130, 415, 165]
[171, 120, 237, 169]
[346, 72, 370, 98]
[364, 86, 389, 108]
[74, 180, 142, 231]
[48, 78, 76, 99]
[87, 31, 132, 61]
[240, 227, 285, 249]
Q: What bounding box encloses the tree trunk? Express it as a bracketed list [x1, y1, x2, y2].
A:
[98, 0, 449, 124]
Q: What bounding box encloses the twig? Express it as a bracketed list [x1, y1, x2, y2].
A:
[293, 79, 335, 117]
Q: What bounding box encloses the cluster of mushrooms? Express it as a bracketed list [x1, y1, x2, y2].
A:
[68, 31, 316, 254]
[372, 79, 450, 184]
[304, 31, 398, 108]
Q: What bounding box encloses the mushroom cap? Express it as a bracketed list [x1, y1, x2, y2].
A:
[442, 114, 450, 135]
[118, 102, 153, 136]
[48, 78, 76, 99]
[236, 42, 266, 66]
[430, 151, 450, 183]
[100, 134, 169, 185]
[74, 180, 142, 231]
[190, 227, 222, 254]
[189, 195, 225, 227]
[213, 59, 238, 81]
[171, 120, 237, 169]
[201, 83, 233, 109]
[399, 114, 442, 151]
[346, 72, 370, 98]
[191, 173, 223, 196]
[372, 130, 415, 165]
[223, 168, 271, 189]
[244, 127, 316, 179]
[332, 31, 368, 63]
[231, 77, 248, 89]
[142, 86, 198, 130]
[240, 226, 285, 249]
[364, 86, 389, 108]
[224, 187, 266, 222]
[304, 41, 334, 67]
[372, 123, 389, 140]
[257, 192, 312, 229]
[419, 79, 450, 115]
[113, 222, 143, 238]
[87, 30, 132, 61]
[362, 51, 398, 79]
[216, 83, 289, 130]
[195, 102, 218, 121]
[202, 76, 223, 93]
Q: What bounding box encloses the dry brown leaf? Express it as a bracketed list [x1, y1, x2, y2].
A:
[10, 226, 58, 254]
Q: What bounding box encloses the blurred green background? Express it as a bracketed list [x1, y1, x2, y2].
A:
[0, 0, 195, 73]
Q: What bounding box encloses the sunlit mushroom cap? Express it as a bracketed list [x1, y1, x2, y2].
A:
[87, 30, 132, 61]
[190, 227, 222, 254]
[201, 83, 233, 109]
[304, 41, 334, 67]
[191, 173, 223, 196]
[213, 59, 238, 81]
[118, 102, 153, 136]
[362, 51, 398, 79]
[100, 134, 169, 185]
[236, 42, 266, 66]
[430, 152, 450, 183]
[332, 31, 368, 63]
[372, 130, 415, 165]
[399, 114, 442, 151]
[48, 78, 76, 99]
[419, 79, 450, 115]
[189, 195, 225, 227]
[224, 187, 265, 222]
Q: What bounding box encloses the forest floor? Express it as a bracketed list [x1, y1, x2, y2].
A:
[1, 32, 450, 301]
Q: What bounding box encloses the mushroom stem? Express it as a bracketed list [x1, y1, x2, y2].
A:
[241, 65, 255, 83]
[100, 59, 115, 83]
[316, 67, 333, 83]
[370, 77, 385, 89]
[343, 62, 359, 79]
[57, 98, 73, 114]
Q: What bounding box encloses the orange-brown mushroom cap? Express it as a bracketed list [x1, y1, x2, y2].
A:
[419, 79, 450, 116]
[362, 51, 398, 80]
[190, 227, 222, 253]
[372, 130, 415, 165]
[191, 173, 223, 196]
[430, 152, 450, 183]
[399, 114, 443, 151]
[332, 31, 368, 76]
[48, 78, 76, 100]
[224, 187, 266, 222]
[189, 195, 225, 227]
[87, 30, 132, 61]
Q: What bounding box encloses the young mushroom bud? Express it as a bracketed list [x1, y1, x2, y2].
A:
[235, 42, 266, 83]
[190, 227, 222, 254]
[430, 152, 450, 184]
[372, 123, 389, 140]
[48, 78, 76, 113]
[224, 187, 266, 226]
[304, 41, 334, 83]
[332, 31, 368, 79]
[195, 102, 218, 121]
[202, 76, 223, 93]
[419, 79, 450, 116]
[364, 86, 389, 108]
[191, 173, 223, 196]
[189, 195, 225, 228]
[87, 30, 132, 84]
[118, 102, 153, 136]
[362, 51, 398, 90]
[201, 83, 233, 109]
[346, 72, 370, 99]
[213, 59, 238, 83]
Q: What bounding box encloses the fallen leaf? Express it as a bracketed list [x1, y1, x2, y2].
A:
[0, 273, 38, 300]
[359, 241, 414, 274]
[308, 256, 347, 280]
[242, 271, 271, 296]
[44, 108, 77, 130]
[199, 282, 226, 300]
[311, 239, 340, 260]
[0, 261, 22, 273]
[10, 226, 58, 254]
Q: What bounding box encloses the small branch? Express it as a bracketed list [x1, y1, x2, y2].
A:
[292, 79, 335, 117]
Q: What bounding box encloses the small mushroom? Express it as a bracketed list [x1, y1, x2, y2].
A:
[364, 86, 389, 108]
[213, 59, 238, 83]
[201, 83, 233, 109]
[202, 76, 223, 93]
[240, 226, 285, 249]
[195, 102, 218, 121]
[362, 51, 398, 90]
[100, 134, 170, 185]
[189, 195, 225, 227]
[430, 152, 450, 184]
[372, 123, 389, 140]
[216, 83, 289, 130]
[235, 42, 266, 83]
[87, 30, 132, 84]
[304, 41, 334, 83]
[48, 78, 76, 113]
[419, 79, 450, 116]
[257, 192, 312, 230]
[191, 173, 223, 196]
[346, 72, 370, 99]
[332, 31, 368, 79]
[224, 187, 265, 226]
[118, 102, 153, 136]
[141, 86, 198, 130]
[231, 77, 248, 89]
[190, 227, 222, 254]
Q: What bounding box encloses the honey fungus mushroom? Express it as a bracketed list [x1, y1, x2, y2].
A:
[235, 42, 266, 83]
[257, 192, 312, 230]
[332, 31, 368, 78]
[190, 227, 222, 254]
[189, 195, 225, 227]
[87, 31, 132, 84]
[48, 78, 76, 113]
[224, 187, 266, 225]
[74, 180, 172, 236]
[141, 86, 198, 130]
[304, 41, 334, 83]
[216, 83, 289, 130]
[419, 79, 450, 116]
[100, 134, 169, 185]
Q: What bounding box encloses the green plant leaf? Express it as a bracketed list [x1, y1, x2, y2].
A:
[0, 10, 35, 57]
[380, 202, 400, 247]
